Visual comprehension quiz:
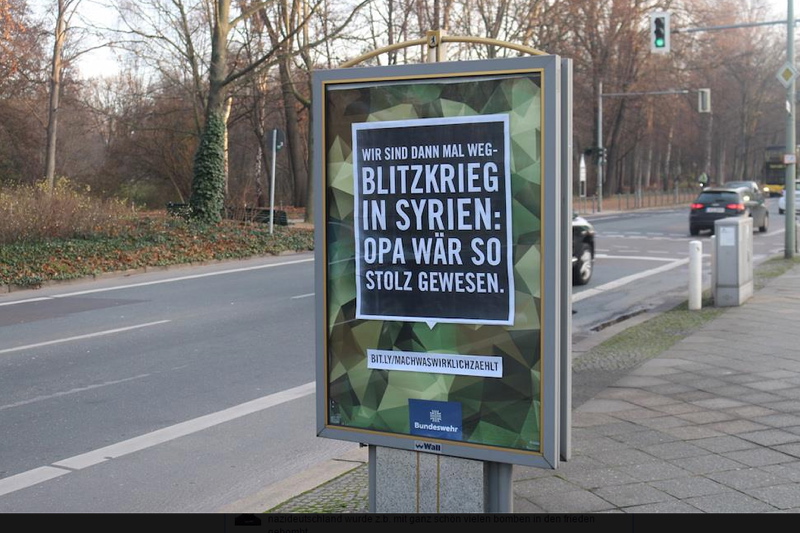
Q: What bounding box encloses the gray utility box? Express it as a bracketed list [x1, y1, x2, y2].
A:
[713, 217, 753, 307]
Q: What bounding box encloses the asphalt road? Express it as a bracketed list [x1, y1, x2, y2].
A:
[0, 203, 792, 511]
[0, 253, 360, 512]
[571, 202, 788, 339]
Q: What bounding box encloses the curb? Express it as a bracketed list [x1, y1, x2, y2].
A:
[0, 250, 312, 296]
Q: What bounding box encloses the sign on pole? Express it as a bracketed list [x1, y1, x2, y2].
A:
[579, 154, 587, 197]
[777, 62, 798, 89]
[313, 56, 569, 468]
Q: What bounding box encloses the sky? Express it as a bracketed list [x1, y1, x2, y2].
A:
[69, 0, 798, 79]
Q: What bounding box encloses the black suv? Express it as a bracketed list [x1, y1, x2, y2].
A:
[689, 185, 769, 235]
[572, 215, 595, 285]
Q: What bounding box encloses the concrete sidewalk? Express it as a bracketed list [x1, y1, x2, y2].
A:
[248, 262, 800, 514]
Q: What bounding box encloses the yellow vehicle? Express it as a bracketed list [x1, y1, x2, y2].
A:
[763, 145, 797, 197]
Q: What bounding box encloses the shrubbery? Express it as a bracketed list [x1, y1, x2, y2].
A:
[0, 180, 314, 288]
[0, 178, 133, 245]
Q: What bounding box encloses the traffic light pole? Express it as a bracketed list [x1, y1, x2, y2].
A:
[597, 81, 603, 213]
[649, 7, 797, 254]
[596, 85, 689, 213]
[786, 0, 796, 259]
[658, 7, 798, 255]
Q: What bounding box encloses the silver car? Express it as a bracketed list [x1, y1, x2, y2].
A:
[778, 181, 800, 215]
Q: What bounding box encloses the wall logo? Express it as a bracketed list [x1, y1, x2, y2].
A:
[413, 441, 443, 453]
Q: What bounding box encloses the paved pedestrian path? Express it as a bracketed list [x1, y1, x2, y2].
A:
[251, 263, 800, 514]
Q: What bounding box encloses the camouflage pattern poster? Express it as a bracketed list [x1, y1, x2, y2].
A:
[317, 64, 550, 462]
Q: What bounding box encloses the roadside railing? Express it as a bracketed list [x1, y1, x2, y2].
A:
[573, 187, 699, 215]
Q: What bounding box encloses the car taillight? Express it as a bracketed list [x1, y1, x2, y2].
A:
[726, 203, 745, 211]
[690, 203, 704, 209]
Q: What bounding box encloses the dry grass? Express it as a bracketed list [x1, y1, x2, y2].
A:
[0, 179, 134, 245]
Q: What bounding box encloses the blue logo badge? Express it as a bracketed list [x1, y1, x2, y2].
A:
[409, 399, 462, 441]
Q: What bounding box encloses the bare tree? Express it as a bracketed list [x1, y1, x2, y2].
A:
[43, 0, 72, 192]
[251, 0, 368, 222]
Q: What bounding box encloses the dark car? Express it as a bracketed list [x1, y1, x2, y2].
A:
[572, 215, 595, 285]
[689, 186, 769, 236]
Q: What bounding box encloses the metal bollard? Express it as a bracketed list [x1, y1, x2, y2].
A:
[689, 240, 702, 310]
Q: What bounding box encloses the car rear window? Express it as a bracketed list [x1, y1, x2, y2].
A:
[696, 191, 740, 203]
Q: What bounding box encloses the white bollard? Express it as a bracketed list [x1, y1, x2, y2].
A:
[689, 240, 702, 310]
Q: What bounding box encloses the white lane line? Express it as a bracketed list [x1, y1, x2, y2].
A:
[291, 293, 314, 299]
[0, 297, 52, 307]
[573, 258, 689, 303]
[54, 257, 313, 297]
[0, 467, 72, 498]
[53, 381, 314, 469]
[53, 258, 314, 298]
[0, 257, 314, 306]
[0, 374, 151, 412]
[0, 320, 171, 355]
[596, 254, 677, 262]
[0, 382, 315, 497]
[0, 381, 315, 496]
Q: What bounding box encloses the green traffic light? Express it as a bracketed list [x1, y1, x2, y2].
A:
[653, 14, 667, 50]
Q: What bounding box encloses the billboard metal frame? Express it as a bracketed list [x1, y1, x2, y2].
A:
[314, 55, 571, 468]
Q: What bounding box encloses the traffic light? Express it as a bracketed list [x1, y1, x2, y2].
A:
[272, 128, 285, 151]
[582, 147, 607, 163]
[698, 88, 711, 113]
[649, 12, 670, 53]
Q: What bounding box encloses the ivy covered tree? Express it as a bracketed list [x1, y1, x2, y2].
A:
[189, 112, 227, 223]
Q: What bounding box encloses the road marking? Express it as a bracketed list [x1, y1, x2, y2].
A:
[600, 234, 689, 241]
[54, 257, 314, 297]
[0, 320, 171, 355]
[0, 382, 315, 497]
[573, 258, 689, 303]
[0, 297, 52, 307]
[0, 467, 71, 497]
[0, 257, 314, 306]
[291, 293, 314, 299]
[0, 374, 151, 412]
[596, 254, 681, 262]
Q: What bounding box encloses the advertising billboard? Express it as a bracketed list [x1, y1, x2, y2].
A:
[314, 55, 568, 468]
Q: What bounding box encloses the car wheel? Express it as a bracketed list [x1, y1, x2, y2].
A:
[573, 242, 593, 286]
[779, 208, 785, 215]
[690, 225, 699, 236]
[759, 212, 769, 233]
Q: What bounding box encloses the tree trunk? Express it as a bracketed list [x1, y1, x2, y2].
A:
[189, 0, 231, 223]
[45, 0, 67, 193]
[664, 124, 673, 187]
[277, 51, 307, 207]
[222, 96, 232, 197]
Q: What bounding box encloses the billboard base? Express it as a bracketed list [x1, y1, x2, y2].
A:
[369, 445, 513, 513]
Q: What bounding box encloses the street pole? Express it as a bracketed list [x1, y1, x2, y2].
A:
[270, 128, 277, 235]
[787, 0, 796, 258]
[597, 80, 604, 212]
